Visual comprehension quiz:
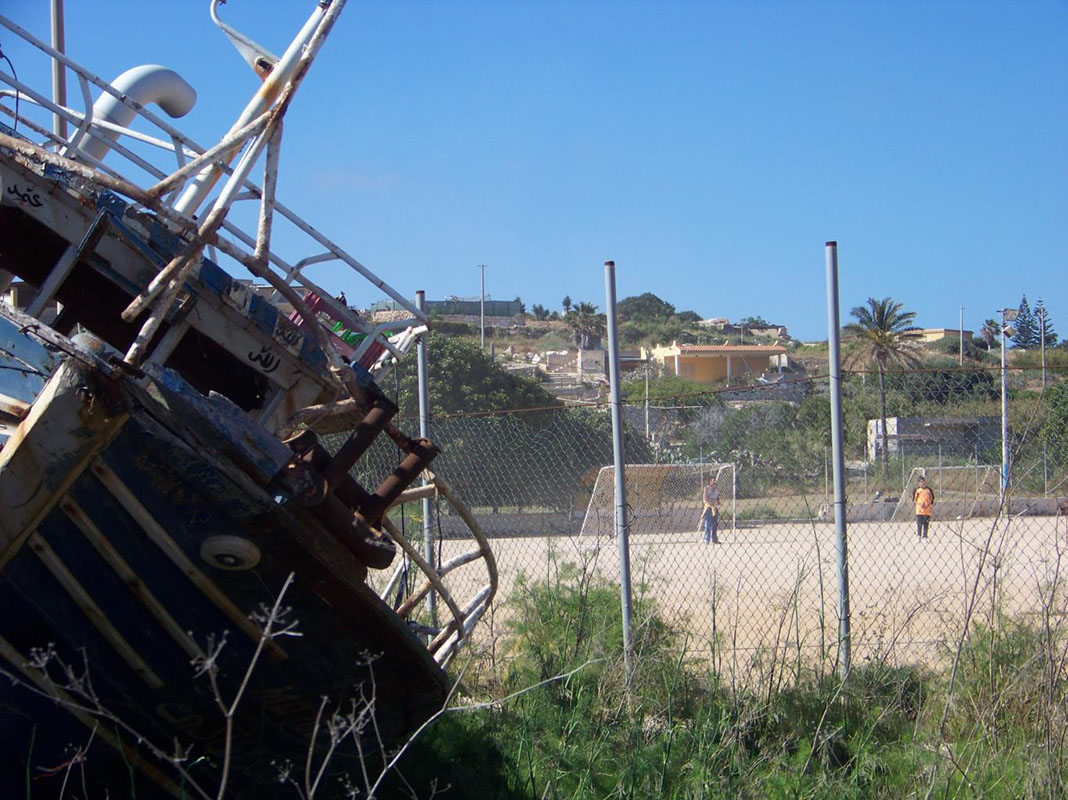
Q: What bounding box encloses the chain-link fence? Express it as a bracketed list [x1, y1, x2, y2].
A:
[334, 364, 1068, 686]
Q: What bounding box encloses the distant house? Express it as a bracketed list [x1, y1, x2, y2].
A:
[540, 348, 606, 379]
[643, 342, 787, 385]
[867, 416, 999, 462]
[902, 328, 973, 344]
[369, 297, 522, 317]
[696, 318, 788, 339]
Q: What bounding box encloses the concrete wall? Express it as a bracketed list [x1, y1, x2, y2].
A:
[867, 416, 1000, 461]
[674, 353, 774, 383]
[903, 328, 974, 344]
[541, 349, 605, 376]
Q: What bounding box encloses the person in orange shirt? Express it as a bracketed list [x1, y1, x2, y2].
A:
[913, 476, 934, 540]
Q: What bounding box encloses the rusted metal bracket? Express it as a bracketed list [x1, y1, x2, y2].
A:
[269, 404, 439, 572]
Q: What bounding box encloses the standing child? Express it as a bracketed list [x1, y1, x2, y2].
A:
[700, 477, 721, 544]
[913, 476, 934, 540]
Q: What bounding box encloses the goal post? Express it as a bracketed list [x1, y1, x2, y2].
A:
[579, 463, 737, 539]
[892, 465, 1001, 521]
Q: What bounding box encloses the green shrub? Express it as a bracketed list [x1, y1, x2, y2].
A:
[947, 614, 1066, 741]
[737, 502, 781, 520]
[1044, 378, 1068, 466]
[929, 336, 995, 363]
[388, 570, 1067, 800]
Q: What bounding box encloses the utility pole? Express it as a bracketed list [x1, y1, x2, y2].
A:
[1038, 306, 1047, 390]
[959, 305, 964, 366]
[415, 291, 436, 629]
[825, 241, 850, 678]
[1038, 305, 1048, 495]
[998, 307, 1019, 503]
[604, 260, 634, 696]
[644, 353, 651, 441]
[479, 264, 486, 349]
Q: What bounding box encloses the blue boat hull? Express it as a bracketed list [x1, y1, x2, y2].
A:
[0, 354, 447, 797]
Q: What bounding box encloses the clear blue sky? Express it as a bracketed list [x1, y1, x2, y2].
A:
[5, 1, 1066, 341]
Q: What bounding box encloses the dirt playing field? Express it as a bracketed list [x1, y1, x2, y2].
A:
[424, 513, 1068, 681]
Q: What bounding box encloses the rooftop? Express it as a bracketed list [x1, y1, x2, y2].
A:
[677, 344, 787, 353]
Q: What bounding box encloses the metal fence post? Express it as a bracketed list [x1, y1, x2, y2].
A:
[604, 260, 634, 692]
[901, 442, 906, 493]
[825, 241, 850, 678]
[416, 291, 436, 629]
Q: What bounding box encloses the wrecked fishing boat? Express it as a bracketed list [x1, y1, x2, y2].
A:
[0, 1, 495, 794]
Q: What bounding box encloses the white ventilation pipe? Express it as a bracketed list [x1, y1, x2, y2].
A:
[76, 65, 196, 162]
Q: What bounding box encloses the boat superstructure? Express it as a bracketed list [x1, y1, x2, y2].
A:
[0, 2, 495, 794]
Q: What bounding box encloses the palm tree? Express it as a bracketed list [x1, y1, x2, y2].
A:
[567, 301, 606, 349]
[980, 318, 1000, 349]
[845, 297, 920, 475]
[562, 295, 572, 316]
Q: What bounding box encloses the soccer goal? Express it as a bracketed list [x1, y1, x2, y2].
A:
[891, 465, 1001, 521]
[579, 463, 737, 539]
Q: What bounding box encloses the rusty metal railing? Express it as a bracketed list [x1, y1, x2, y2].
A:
[380, 472, 498, 669]
[0, 4, 427, 385]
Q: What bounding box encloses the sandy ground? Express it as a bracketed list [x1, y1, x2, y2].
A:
[411, 514, 1068, 680]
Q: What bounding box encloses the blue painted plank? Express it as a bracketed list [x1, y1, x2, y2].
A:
[0, 309, 56, 405]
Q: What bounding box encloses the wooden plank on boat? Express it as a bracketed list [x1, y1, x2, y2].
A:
[27, 532, 165, 688]
[0, 309, 58, 405]
[89, 459, 288, 661]
[0, 360, 130, 570]
[59, 496, 206, 663]
[0, 634, 184, 799]
[0, 392, 30, 419]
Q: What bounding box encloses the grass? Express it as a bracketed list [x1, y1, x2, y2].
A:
[734, 501, 787, 521]
[378, 564, 1068, 800]
[30, 551, 1064, 797]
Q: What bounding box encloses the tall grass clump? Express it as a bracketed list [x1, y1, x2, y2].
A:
[383, 568, 1068, 799]
[418, 561, 933, 799]
[929, 608, 1068, 798]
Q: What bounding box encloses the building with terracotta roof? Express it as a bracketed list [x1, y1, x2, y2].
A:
[642, 341, 788, 385]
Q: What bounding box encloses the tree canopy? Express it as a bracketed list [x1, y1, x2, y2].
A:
[845, 298, 920, 371]
[392, 333, 557, 417]
[845, 297, 920, 474]
[1043, 379, 1068, 467]
[980, 319, 1000, 348]
[618, 293, 676, 322]
[567, 302, 606, 349]
[1011, 295, 1039, 349]
[1035, 298, 1058, 347]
